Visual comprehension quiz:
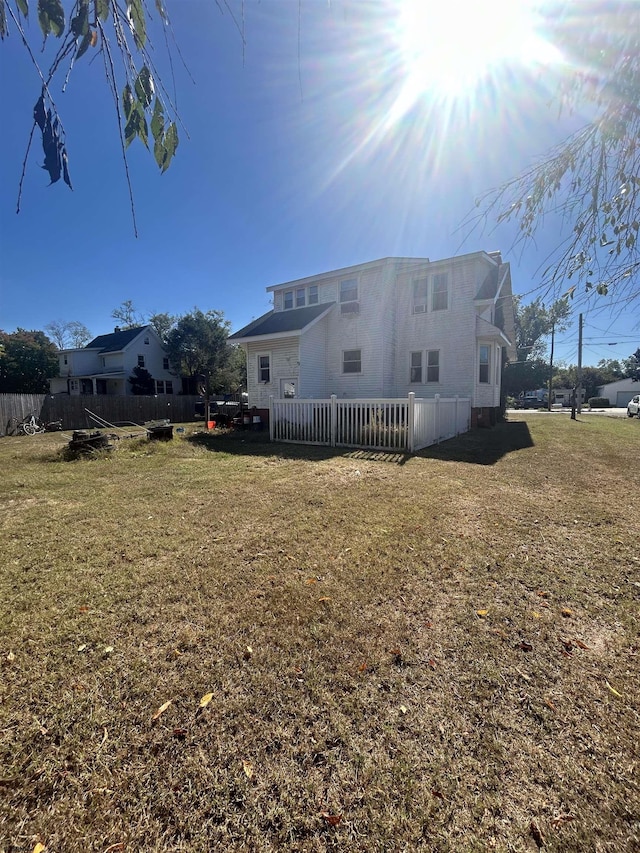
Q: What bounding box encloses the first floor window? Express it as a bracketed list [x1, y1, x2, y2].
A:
[138, 355, 145, 367]
[283, 291, 293, 310]
[258, 354, 271, 383]
[166, 380, 173, 394]
[156, 380, 165, 394]
[308, 284, 319, 304]
[426, 349, 440, 383]
[410, 351, 422, 383]
[343, 349, 361, 373]
[479, 345, 490, 383]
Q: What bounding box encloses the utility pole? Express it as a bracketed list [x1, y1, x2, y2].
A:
[577, 313, 583, 414]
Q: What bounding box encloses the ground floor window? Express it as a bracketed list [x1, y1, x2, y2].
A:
[343, 349, 362, 373]
[258, 353, 271, 383]
[410, 351, 422, 383]
[426, 349, 440, 383]
[156, 380, 173, 394]
[479, 344, 490, 383]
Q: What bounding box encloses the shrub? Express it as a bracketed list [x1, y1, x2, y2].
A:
[588, 397, 610, 408]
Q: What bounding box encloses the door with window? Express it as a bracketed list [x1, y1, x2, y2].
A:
[280, 379, 296, 399]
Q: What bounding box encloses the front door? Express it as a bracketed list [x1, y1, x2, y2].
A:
[280, 379, 296, 399]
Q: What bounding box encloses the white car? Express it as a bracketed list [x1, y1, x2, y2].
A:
[627, 394, 640, 417]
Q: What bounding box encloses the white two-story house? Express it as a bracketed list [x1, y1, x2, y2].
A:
[49, 325, 176, 396]
[229, 251, 516, 425]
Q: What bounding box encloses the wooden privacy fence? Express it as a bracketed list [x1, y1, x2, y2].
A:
[269, 393, 471, 453]
[0, 394, 211, 436]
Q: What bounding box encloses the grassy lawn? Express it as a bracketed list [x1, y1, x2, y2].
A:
[1, 415, 638, 852]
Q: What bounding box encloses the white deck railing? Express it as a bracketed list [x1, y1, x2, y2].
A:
[269, 393, 470, 452]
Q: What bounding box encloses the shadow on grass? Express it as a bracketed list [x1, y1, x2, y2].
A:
[416, 420, 534, 465]
[186, 422, 533, 466]
[186, 429, 412, 465]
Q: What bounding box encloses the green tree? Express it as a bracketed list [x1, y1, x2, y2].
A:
[474, 1, 640, 309]
[148, 313, 176, 345]
[0, 328, 58, 392]
[165, 309, 232, 397]
[128, 365, 155, 395]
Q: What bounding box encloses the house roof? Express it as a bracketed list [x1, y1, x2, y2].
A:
[85, 326, 149, 353]
[229, 303, 335, 340]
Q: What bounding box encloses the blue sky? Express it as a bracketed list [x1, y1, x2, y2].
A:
[0, 0, 637, 367]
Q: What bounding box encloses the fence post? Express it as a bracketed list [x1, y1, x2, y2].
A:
[454, 395, 459, 435]
[330, 395, 337, 447]
[269, 395, 274, 441]
[407, 392, 415, 453]
[435, 393, 440, 444]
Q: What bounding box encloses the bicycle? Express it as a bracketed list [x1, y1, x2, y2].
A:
[17, 414, 46, 436]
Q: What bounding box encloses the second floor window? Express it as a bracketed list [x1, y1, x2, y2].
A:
[432, 273, 449, 311]
[308, 285, 319, 304]
[296, 288, 306, 307]
[412, 278, 428, 313]
[340, 278, 358, 303]
[163, 357, 169, 370]
[138, 355, 145, 367]
[283, 291, 293, 310]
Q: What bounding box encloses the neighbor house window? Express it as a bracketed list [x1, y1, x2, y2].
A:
[342, 349, 361, 373]
[163, 357, 169, 370]
[308, 285, 319, 305]
[495, 346, 501, 385]
[479, 345, 490, 383]
[412, 277, 428, 313]
[432, 273, 449, 311]
[258, 354, 271, 383]
[144, 336, 150, 345]
[156, 380, 165, 394]
[63, 355, 68, 365]
[166, 381, 173, 394]
[410, 351, 423, 383]
[138, 355, 145, 367]
[340, 278, 358, 303]
[426, 350, 440, 383]
[283, 291, 294, 310]
[70, 380, 79, 391]
[296, 288, 306, 307]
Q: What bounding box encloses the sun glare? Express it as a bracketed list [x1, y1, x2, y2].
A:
[395, 0, 560, 106]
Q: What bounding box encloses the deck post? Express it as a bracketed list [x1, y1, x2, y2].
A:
[269, 395, 274, 441]
[330, 395, 337, 447]
[407, 392, 415, 453]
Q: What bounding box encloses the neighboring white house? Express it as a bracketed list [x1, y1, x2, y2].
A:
[596, 377, 639, 407]
[49, 325, 177, 396]
[229, 251, 516, 423]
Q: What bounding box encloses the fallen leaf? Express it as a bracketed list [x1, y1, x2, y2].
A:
[399, 704, 408, 714]
[152, 700, 173, 721]
[306, 578, 317, 585]
[172, 728, 187, 739]
[78, 606, 90, 613]
[99, 727, 108, 748]
[545, 699, 557, 712]
[6, 650, 15, 662]
[198, 692, 214, 709]
[32, 844, 45, 853]
[520, 641, 533, 652]
[243, 646, 253, 660]
[103, 646, 114, 654]
[537, 591, 549, 598]
[242, 759, 254, 778]
[574, 639, 590, 650]
[551, 813, 575, 827]
[77, 644, 87, 652]
[476, 609, 489, 617]
[559, 638, 573, 652]
[320, 812, 342, 827]
[428, 658, 437, 669]
[532, 611, 543, 619]
[318, 596, 332, 602]
[560, 608, 572, 617]
[431, 789, 446, 801]
[605, 680, 622, 697]
[358, 662, 369, 673]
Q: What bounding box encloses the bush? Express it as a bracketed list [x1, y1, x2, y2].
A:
[588, 397, 610, 408]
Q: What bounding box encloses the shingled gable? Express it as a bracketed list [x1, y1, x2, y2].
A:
[85, 325, 150, 353]
[229, 302, 335, 341]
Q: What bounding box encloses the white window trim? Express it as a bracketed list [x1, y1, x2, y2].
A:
[411, 273, 450, 314]
[479, 344, 491, 384]
[283, 290, 294, 310]
[409, 351, 423, 383]
[339, 278, 359, 304]
[308, 285, 319, 305]
[426, 349, 440, 383]
[342, 348, 362, 374]
[257, 352, 271, 383]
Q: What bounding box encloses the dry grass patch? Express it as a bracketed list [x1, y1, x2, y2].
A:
[1, 416, 639, 852]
